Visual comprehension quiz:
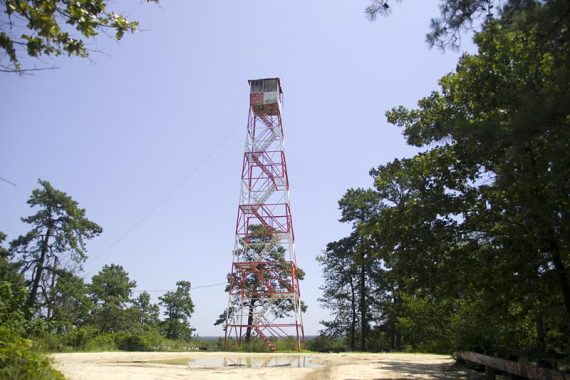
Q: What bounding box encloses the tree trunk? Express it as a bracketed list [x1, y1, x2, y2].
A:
[245, 300, 256, 344]
[360, 252, 366, 351]
[395, 329, 402, 351]
[536, 311, 545, 352]
[46, 257, 58, 320]
[27, 225, 52, 318]
[393, 294, 401, 351]
[349, 275, 356, 351]
[390, 319, 395, 350]
[551, 239, 570, 322]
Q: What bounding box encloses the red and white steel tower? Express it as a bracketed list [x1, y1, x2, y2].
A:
[224, 78, 304, 351]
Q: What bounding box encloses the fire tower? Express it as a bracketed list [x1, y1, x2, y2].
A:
[224, 78, 304, 351]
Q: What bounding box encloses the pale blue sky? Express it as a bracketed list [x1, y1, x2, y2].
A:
[1, 0, 475, 336]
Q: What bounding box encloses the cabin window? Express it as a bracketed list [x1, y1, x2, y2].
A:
[251, 80, 263, 92]
[264, 79, 277, 92]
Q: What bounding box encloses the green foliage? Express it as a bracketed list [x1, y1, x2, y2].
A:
[306, 335, 346, 353]
[321, 0, 570, 357]
[61, 325, 99, 351]
[1, 181, 204, 370]
[74, 330, 163, 352]
[0, 232, 27, 334]
[218, 224, 306, 347]
[0, 185, 109, 380]
[396, 294, 455, 353]
[49, 272, 92, 333]
[67, 331, 212, 352]
[223, 336, 296, 353]
[89, 264, 136, 333]
[0, 233, 64, 378]
[83, 333, 117, 352]
[21, 261, 196, 354]
[159, 281, 195, 340]
[114, 332, 150, 351]
[318, 189, 386, 351]
[317, 235, 359, 339]
[382, 2, 570, 352]
[132, 291, 160, 332]
[0, 234, 65, 379]
[338, 188, 381, 224]
[0, 326, 65, 380]
[90, 264, 136, 307]
[273, 336, 302, 352]
[10, 179, 102, 320]
[53, 326, 164, 352]
[365, 0, 541, 50]
[0, 0, 159, 72]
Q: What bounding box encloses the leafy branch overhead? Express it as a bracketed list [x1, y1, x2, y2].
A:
[0, 0, 159, 72]
[366, 0, 516, 49]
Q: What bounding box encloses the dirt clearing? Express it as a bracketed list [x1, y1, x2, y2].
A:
[51, 351, 480, 379]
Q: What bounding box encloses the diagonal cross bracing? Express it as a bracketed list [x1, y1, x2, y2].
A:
[224, 78, 304, 352]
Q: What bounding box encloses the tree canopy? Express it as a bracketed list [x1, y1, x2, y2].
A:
[10, 179, 102, 319]
[0, 0, 159, 72]
[89, 263, 136, 333]
[319, 0, 570, 356]
[0, 231, 26, 332]
[1, 179, 198, 359]
[159, 281, 195, 340]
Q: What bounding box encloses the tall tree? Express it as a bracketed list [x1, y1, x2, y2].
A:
[159, 281, 195, 340]
[317, 0, 570, 355]
[387, 14, 570, 315]
[379, 1, 570, 352]
[366, 149, 477, 350]
[317, 234, 360, 350]
[368, 148, 475, 294]
[0, 230, 65, 380]
[1, 0, 159, 73]
[337, 188, 381, 351]
[89, 263, 136, 333]
[49, 271, 92, 334]
[10, 179, 102, 319]
[132, 291, 160, 333]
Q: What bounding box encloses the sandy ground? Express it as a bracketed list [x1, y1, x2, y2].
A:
[51, 351, 482, 379]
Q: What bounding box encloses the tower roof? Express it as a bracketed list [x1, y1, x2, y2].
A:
[248, 77, 283, 94]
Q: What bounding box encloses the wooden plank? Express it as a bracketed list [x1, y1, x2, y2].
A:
[455, 351, 570, 380]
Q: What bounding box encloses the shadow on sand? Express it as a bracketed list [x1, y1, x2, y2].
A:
[373, 360, 486, 379]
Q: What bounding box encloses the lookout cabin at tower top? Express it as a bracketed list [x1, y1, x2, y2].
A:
[249, 78, 282, 116]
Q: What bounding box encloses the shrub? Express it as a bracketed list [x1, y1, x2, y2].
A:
[275, 336, 303, 352]
[63, 326, 100, 351]
[84, 333, 117, 351]
[306, 335, 346, 352]
[115, 333, 148, 351]
[0, 326, 65, 380]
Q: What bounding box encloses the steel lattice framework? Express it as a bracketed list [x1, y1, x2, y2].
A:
[224, 78, 304, 352]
